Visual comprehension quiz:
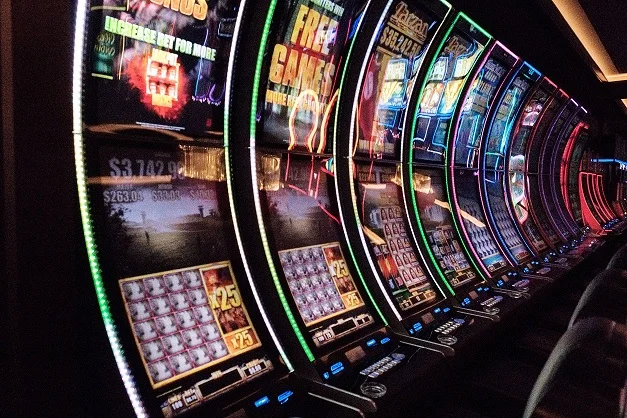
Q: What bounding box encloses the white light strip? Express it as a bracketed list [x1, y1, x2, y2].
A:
[340, 0, 402, 322]
[551, 0, 627, 82]
[72, 1, 148, 416]
[224, 0, 293, 372]
[398, 11, 452, 298]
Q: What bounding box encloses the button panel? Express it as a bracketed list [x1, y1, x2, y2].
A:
[359, 355, 403, 378]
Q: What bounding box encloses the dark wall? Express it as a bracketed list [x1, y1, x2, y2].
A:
[6, 0, 132, 415]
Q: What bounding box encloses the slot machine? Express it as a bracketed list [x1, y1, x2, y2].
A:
[228, 0, 450, 414]
[405, 14, 525, 320]
[505, 78, 574, 275]
[333, 0, 496, 354]
[562, 124, 591, 231]
[527, 93, 579, 249]
[447, 42, 543, 296]
[73, 1, 339, 416]
[478, 63, 561, 283]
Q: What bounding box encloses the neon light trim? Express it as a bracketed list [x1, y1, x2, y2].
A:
[72, 0, 148, 415]
[249, 0, 315, 361]
[225, 0, 293, 372]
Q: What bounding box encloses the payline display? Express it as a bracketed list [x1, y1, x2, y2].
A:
[89, 145, 275, 417]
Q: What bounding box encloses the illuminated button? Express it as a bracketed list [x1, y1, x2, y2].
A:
[391, 353, 406, 361]
[368, 372, 379, 378]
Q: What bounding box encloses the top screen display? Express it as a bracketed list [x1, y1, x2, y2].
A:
[85, 0, 241, 139]
[484, 71, 533, 170]
[412, 24, 485, 164]
[453, 57, 508, 168]
[261, 0, 360, 152]
[356, 1, 440, 159]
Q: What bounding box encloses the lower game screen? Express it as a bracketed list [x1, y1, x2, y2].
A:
[508, 167, 549, 252]
[89, 144, 273, 416]
[412, 167, 479, 289]
[453, 169, 508, 273]
[528, 174, 561, 245]
[259, 154, 374, 348]
[484, 171, 532, 263]
[355, 163, 440, 312]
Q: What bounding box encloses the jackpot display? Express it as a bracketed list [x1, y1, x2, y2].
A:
[85, 0, 240, 138]
[88, 144, 275, 416]
[356, 1, 440, 158]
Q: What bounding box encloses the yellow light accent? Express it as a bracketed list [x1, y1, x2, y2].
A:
[551, 0, 627, 82]
[434, 199, 486, 228]
[288, 89, 320, 152]
[362, 226, 386, 246]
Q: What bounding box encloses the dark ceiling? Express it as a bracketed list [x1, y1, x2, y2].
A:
[447, 0, 627, 131]
[579, 0, 627, 73]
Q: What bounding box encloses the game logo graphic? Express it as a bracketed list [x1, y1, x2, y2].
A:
[356, 1, 438, 159]
[120, 262, 263, 389]
[485, 74, 532, 170]
[86, 0, 240, 138]
[413, 30, 483, 164]
[262, 0, 358, 152]
[356, 164, 438, 311]
[261, 155, 374, 346]
[91, 145, 233, 277]
[454, 58, 507, 168]
[413, 169, 478, 289]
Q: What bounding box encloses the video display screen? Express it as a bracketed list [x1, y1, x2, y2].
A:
[453, 169, 508, 274]
[88, 144, 274, 416]
[84, 0, 241, 139]
[528, 174, 561, 245]
[568, 134, 587, 223]
[121, 262, 261, 388]
[355, 163, 439, 312]
[484, 171, 531, 262]
[528, 98, 568, 174]
[259, 154, 374, 348]
[508, 86, 551, 166]
[508, 167, 548, 252]
[356, 1, 440, 159]
[261, 0, 360, 152]
[412, 26, 485, 164]
[485, 72, 533, 170]
[453, 58, 507, 168]
[412, 168, 479, 289]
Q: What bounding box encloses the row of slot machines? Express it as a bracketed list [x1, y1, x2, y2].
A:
[72, 0, 620, 416]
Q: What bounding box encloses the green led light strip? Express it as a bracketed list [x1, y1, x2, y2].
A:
[333, 0, 390, 326]
[249, 0, 315, 362]
[408, 14, 460, 295]
[225, 1, 294, 372]
[459, 12, 491, 39]
[444, 40, 490, 282]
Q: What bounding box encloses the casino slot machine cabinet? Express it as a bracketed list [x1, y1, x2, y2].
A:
[478, 63, 560, 283]
[405, 14, 523, 320]
[448, 42, 541, 296]
[73, 1, 336, 416]
[541, 104, 600, 254]
[505, 78, 574, 274]
[528, 93, 580, 249]
[227, 0, 452, 413]
[563, 126, 590, 231]
[334, 0, 496, 353]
